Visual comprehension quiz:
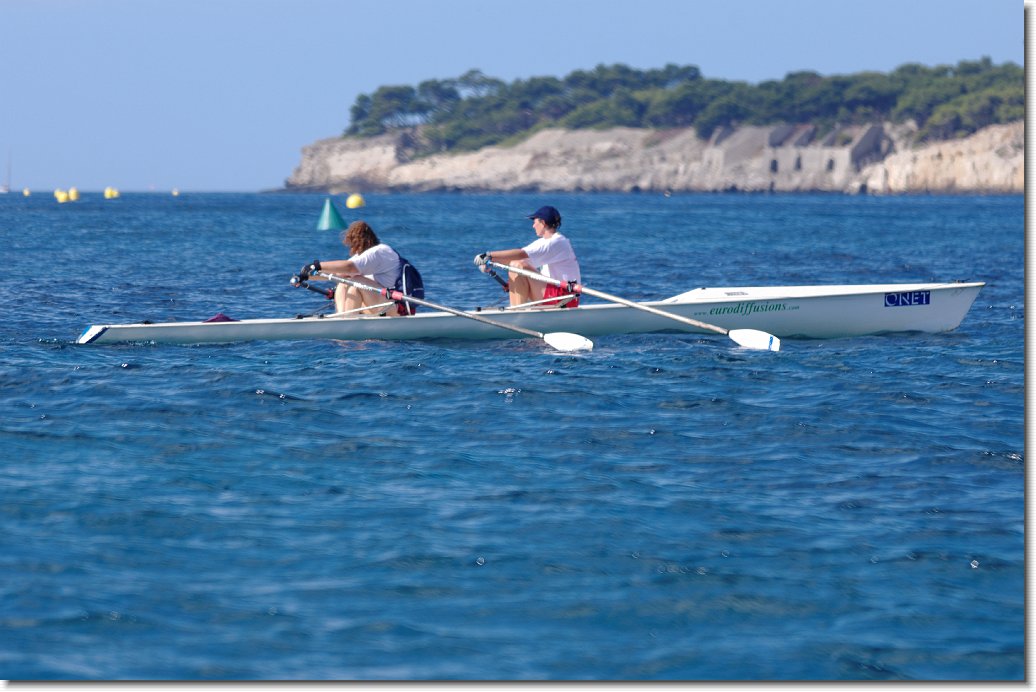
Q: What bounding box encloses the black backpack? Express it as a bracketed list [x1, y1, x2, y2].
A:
[393, 255, 424, 315]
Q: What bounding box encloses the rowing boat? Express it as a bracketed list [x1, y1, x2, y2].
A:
[77, 281, 984, 346]
[78, 282, 984, 346]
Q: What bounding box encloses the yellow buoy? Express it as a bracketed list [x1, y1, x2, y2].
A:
[22, 188, 30, 197]
[345, 193, 365, 209]
[54, 189, 69, 203]
[172, 188, 180, 197]
[68, 187, 79, 201]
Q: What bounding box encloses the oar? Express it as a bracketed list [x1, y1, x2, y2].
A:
[483, 266, 510, 292]
[485, 261, 780, 352]
[293, 271, 593, 352]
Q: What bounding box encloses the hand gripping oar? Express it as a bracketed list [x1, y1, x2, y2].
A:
[293, 271, 593, 352]
[484, 261, 780, 352]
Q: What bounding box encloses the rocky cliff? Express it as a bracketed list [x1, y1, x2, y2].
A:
[285, 120, 1023, 195]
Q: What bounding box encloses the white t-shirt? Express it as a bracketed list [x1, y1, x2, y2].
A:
[350, 243, 401, 288]
[522, 232, 580, 283]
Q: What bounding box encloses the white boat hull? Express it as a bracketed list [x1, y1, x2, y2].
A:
[78, 282, 984, 345]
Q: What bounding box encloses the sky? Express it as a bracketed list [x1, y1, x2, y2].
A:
[0, 0, 1024, 192]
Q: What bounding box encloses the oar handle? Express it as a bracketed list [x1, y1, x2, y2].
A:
[486, 260, 729, 336]
[486, 267, 510, 291]
[302, 281, 334, 299]
[310, 271, 548, 340]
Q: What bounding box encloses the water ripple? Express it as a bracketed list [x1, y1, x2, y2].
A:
[0, 193, 1022, 680]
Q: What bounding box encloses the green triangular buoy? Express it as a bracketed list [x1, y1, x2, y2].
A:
[316, 197, 347, 231]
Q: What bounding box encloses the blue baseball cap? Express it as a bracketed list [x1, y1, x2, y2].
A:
[526, 205, 561, 227]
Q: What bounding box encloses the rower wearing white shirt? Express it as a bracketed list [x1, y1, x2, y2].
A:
[474, 205, 581, 308]
[300, 220, 423, 316]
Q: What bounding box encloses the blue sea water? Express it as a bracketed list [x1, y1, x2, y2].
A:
[0, 192, 1023, 681]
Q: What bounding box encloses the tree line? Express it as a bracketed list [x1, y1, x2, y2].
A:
[344, 58, 1022, 154]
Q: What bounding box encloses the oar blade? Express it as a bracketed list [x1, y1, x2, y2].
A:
[544, 332, 594, 352]
[728, 328, 780, 352]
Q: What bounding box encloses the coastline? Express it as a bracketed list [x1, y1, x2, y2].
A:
[284, 121, 1023, 196]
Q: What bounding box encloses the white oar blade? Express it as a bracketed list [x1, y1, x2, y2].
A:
[728, 329, 780, 352]
[544, 332, 594, 352]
